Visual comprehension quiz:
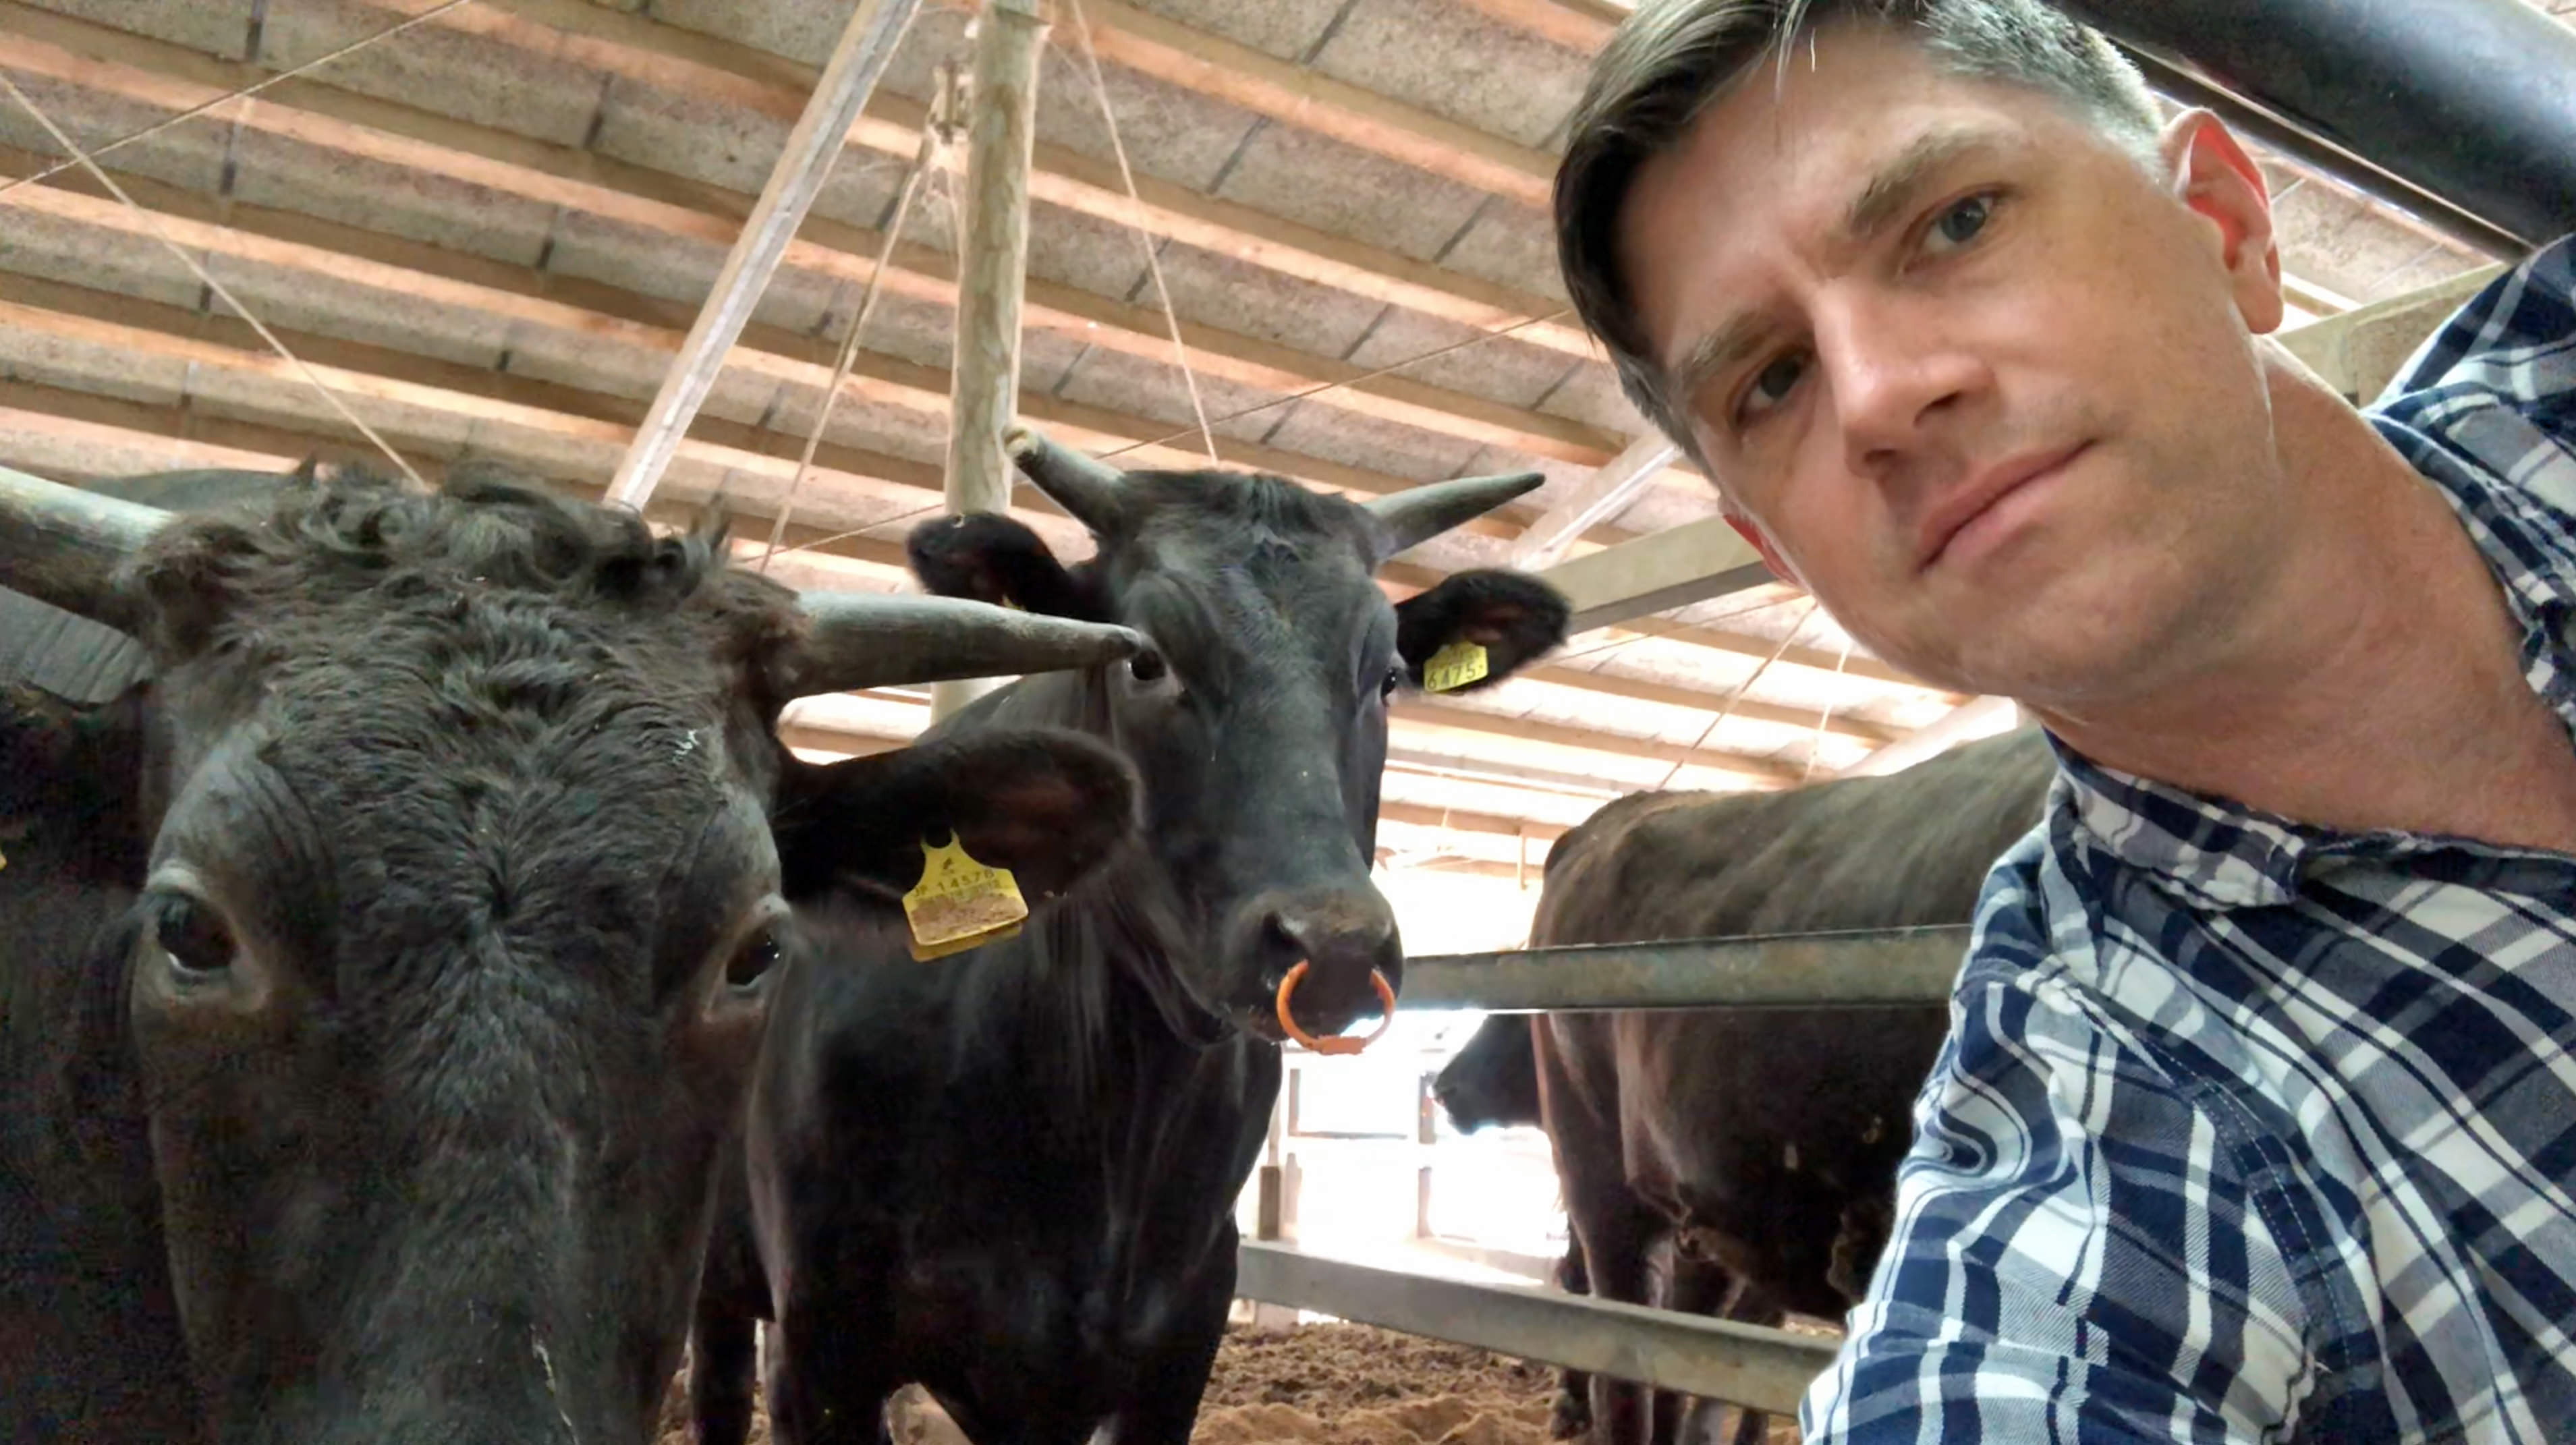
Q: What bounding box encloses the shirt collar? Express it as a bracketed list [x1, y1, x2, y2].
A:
[2048, 411, 2576, 910]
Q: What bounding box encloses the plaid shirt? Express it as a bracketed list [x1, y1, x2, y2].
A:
[1804, 233, 2576, 1444]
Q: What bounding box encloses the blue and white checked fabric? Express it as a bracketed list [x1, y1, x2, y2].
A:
[1803, 233, 2576, 1444]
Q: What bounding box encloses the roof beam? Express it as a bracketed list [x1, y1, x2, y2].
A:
[606, 0, 920, 509]
[347, 0, 1605, 357]
[1065, 0, 1555, 207]
[1535, 515, 1774, 634]
[1832, 696, 2025, 778]
[1513, 664, 1899, 744]
[1449, 0, 1622, 52]
[1508, 432, 1681, 567]
[0, 7, 1676, 500]
[0, 159, 1561, 546]
[0, 289, 1897, 756]
[1393, 698, 1797, 787]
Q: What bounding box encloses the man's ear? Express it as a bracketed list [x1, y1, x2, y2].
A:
[2158, 108, 2284, 335]
[1721, 511, 1803, 590]
[1393, 569, 1571, 693]
[1, 683, 151, 888]
[771, 727, 1140, 909]
[905, 513, 1110, 621]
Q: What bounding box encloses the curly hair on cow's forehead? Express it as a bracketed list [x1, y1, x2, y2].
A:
[115, 457, 802, 663]
[1114, 465, 1373, 545]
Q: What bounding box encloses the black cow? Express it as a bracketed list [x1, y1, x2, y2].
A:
[1428, 1003, 1594, 1437]
[1496, 727, 2058, 1444]
[692, 426, 1572, 1445]
[0, 459, 1150, 1444]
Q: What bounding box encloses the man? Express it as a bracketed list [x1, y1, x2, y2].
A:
[1552, 1, 2576, 1440]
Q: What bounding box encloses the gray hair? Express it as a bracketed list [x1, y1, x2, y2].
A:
[1555, 0, 2164, 463]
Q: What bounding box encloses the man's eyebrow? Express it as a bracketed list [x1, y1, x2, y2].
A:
[1663, 125, 2017, 403]
[1840, 125, 2011, 246]
[1669, 313, 1771, 405]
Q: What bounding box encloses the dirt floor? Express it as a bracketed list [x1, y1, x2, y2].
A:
[653, 1321, 1803, 1444]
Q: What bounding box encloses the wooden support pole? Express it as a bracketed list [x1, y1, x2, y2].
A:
[1507, 432, 1679, 568]
[603, 0, 921, 510]
[932, 0, 1050, 722]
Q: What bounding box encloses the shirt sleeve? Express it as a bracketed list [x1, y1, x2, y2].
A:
[1798, 956, 2316, 1445]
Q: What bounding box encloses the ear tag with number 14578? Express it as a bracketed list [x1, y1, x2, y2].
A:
[901, 835, 1029, 961]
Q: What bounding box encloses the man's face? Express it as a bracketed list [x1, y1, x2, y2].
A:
[1617, 24, 2292, 704]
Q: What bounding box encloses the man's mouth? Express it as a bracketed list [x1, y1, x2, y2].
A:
[1915, 441, 2091, 571]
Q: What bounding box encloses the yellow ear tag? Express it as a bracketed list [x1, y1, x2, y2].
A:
[1421, 639, 1490, 693]
[999, 596, 1024, 612]
[901, 834, 1029, 961]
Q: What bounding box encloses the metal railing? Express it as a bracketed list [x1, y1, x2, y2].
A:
[1394, 926, 1971, 1011]
[1237, 927, 1969, 1418]
[1233, 1241, 1837, 1418]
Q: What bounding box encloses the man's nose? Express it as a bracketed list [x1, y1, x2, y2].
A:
[1816, 293, 1988, 478]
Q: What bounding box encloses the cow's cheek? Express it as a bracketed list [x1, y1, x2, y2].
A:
[130, 971, 337, 1401]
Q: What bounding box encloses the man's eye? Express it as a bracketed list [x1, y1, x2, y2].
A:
[1926, 194, 1994, 253]
[1737, 352, 1807, 425]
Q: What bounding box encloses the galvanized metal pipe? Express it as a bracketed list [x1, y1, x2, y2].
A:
[1397, 927, 1973, 1012]
[1235, 1242, 1839, 1416]
[2064, 0, 2576, 252]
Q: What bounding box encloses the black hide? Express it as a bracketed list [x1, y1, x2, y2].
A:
[702, 463, 1567, 1445]
[1526, 728, 2059, 1445]
[0, 465, 1139, 1445]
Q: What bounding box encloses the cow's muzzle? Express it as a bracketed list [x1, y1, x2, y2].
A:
[1275, 962, 1395, 1054]
[1238, 890, 1403, 1042]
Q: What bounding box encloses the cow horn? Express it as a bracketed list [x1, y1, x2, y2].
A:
[775, 591, 1147, 698]
[0, 463, 171, 626]
[1364, 472, 1546, 559]
[1003, 424, 1128, 537]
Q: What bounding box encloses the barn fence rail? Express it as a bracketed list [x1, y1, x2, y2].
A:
[1234, 926, 1971, 1419]
[1393, 925, 1971, 1012]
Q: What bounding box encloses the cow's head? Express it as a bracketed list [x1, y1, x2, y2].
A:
[0, 462, 1145, 1444]
[905, 427, 1568, 1042]
[1430, 1014, 1542, 1133]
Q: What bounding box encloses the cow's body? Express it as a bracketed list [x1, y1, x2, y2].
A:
[0, 461, 1146, 1443]
[742, 885, 1279, 1444]
[1472, 727, 2059, 1444]
[697, 430, 1569, 1445]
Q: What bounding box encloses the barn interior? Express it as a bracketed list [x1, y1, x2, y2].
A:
[7, 0, 2559, 957]
[6, 0, 2573, 1438]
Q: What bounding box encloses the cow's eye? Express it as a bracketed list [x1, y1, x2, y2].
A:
[1380, 665, 1404, 700]
[1129, 649, 1169, 685]
[725, 925, 783, 990]
[153, 895, 235, 979]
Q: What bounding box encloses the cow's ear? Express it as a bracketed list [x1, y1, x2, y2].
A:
[1, 683, 152, 886]
[1393, 569, 1570, 693]
[773, 727, 1140, 909]
[905, 513, 1110, 621]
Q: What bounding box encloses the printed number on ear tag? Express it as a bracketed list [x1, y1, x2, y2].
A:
[1422, 640, 1490, 693]
[902, 835, 1030, 961]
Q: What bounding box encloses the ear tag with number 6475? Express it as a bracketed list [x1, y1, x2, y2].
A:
[1422, 640, 1490, 693]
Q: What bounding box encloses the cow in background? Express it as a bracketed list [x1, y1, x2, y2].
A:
[0, 460, 1145, 1444]
[1435, 728, 2058, 1443]
[694, 428, 1572, 1445]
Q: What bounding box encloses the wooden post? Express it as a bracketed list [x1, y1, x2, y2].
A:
[604, 0, 922, 511]
[932, 0, 1051, 723]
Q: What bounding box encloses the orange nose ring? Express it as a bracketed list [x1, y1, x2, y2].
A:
[1274, 961, 1397, 1056]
